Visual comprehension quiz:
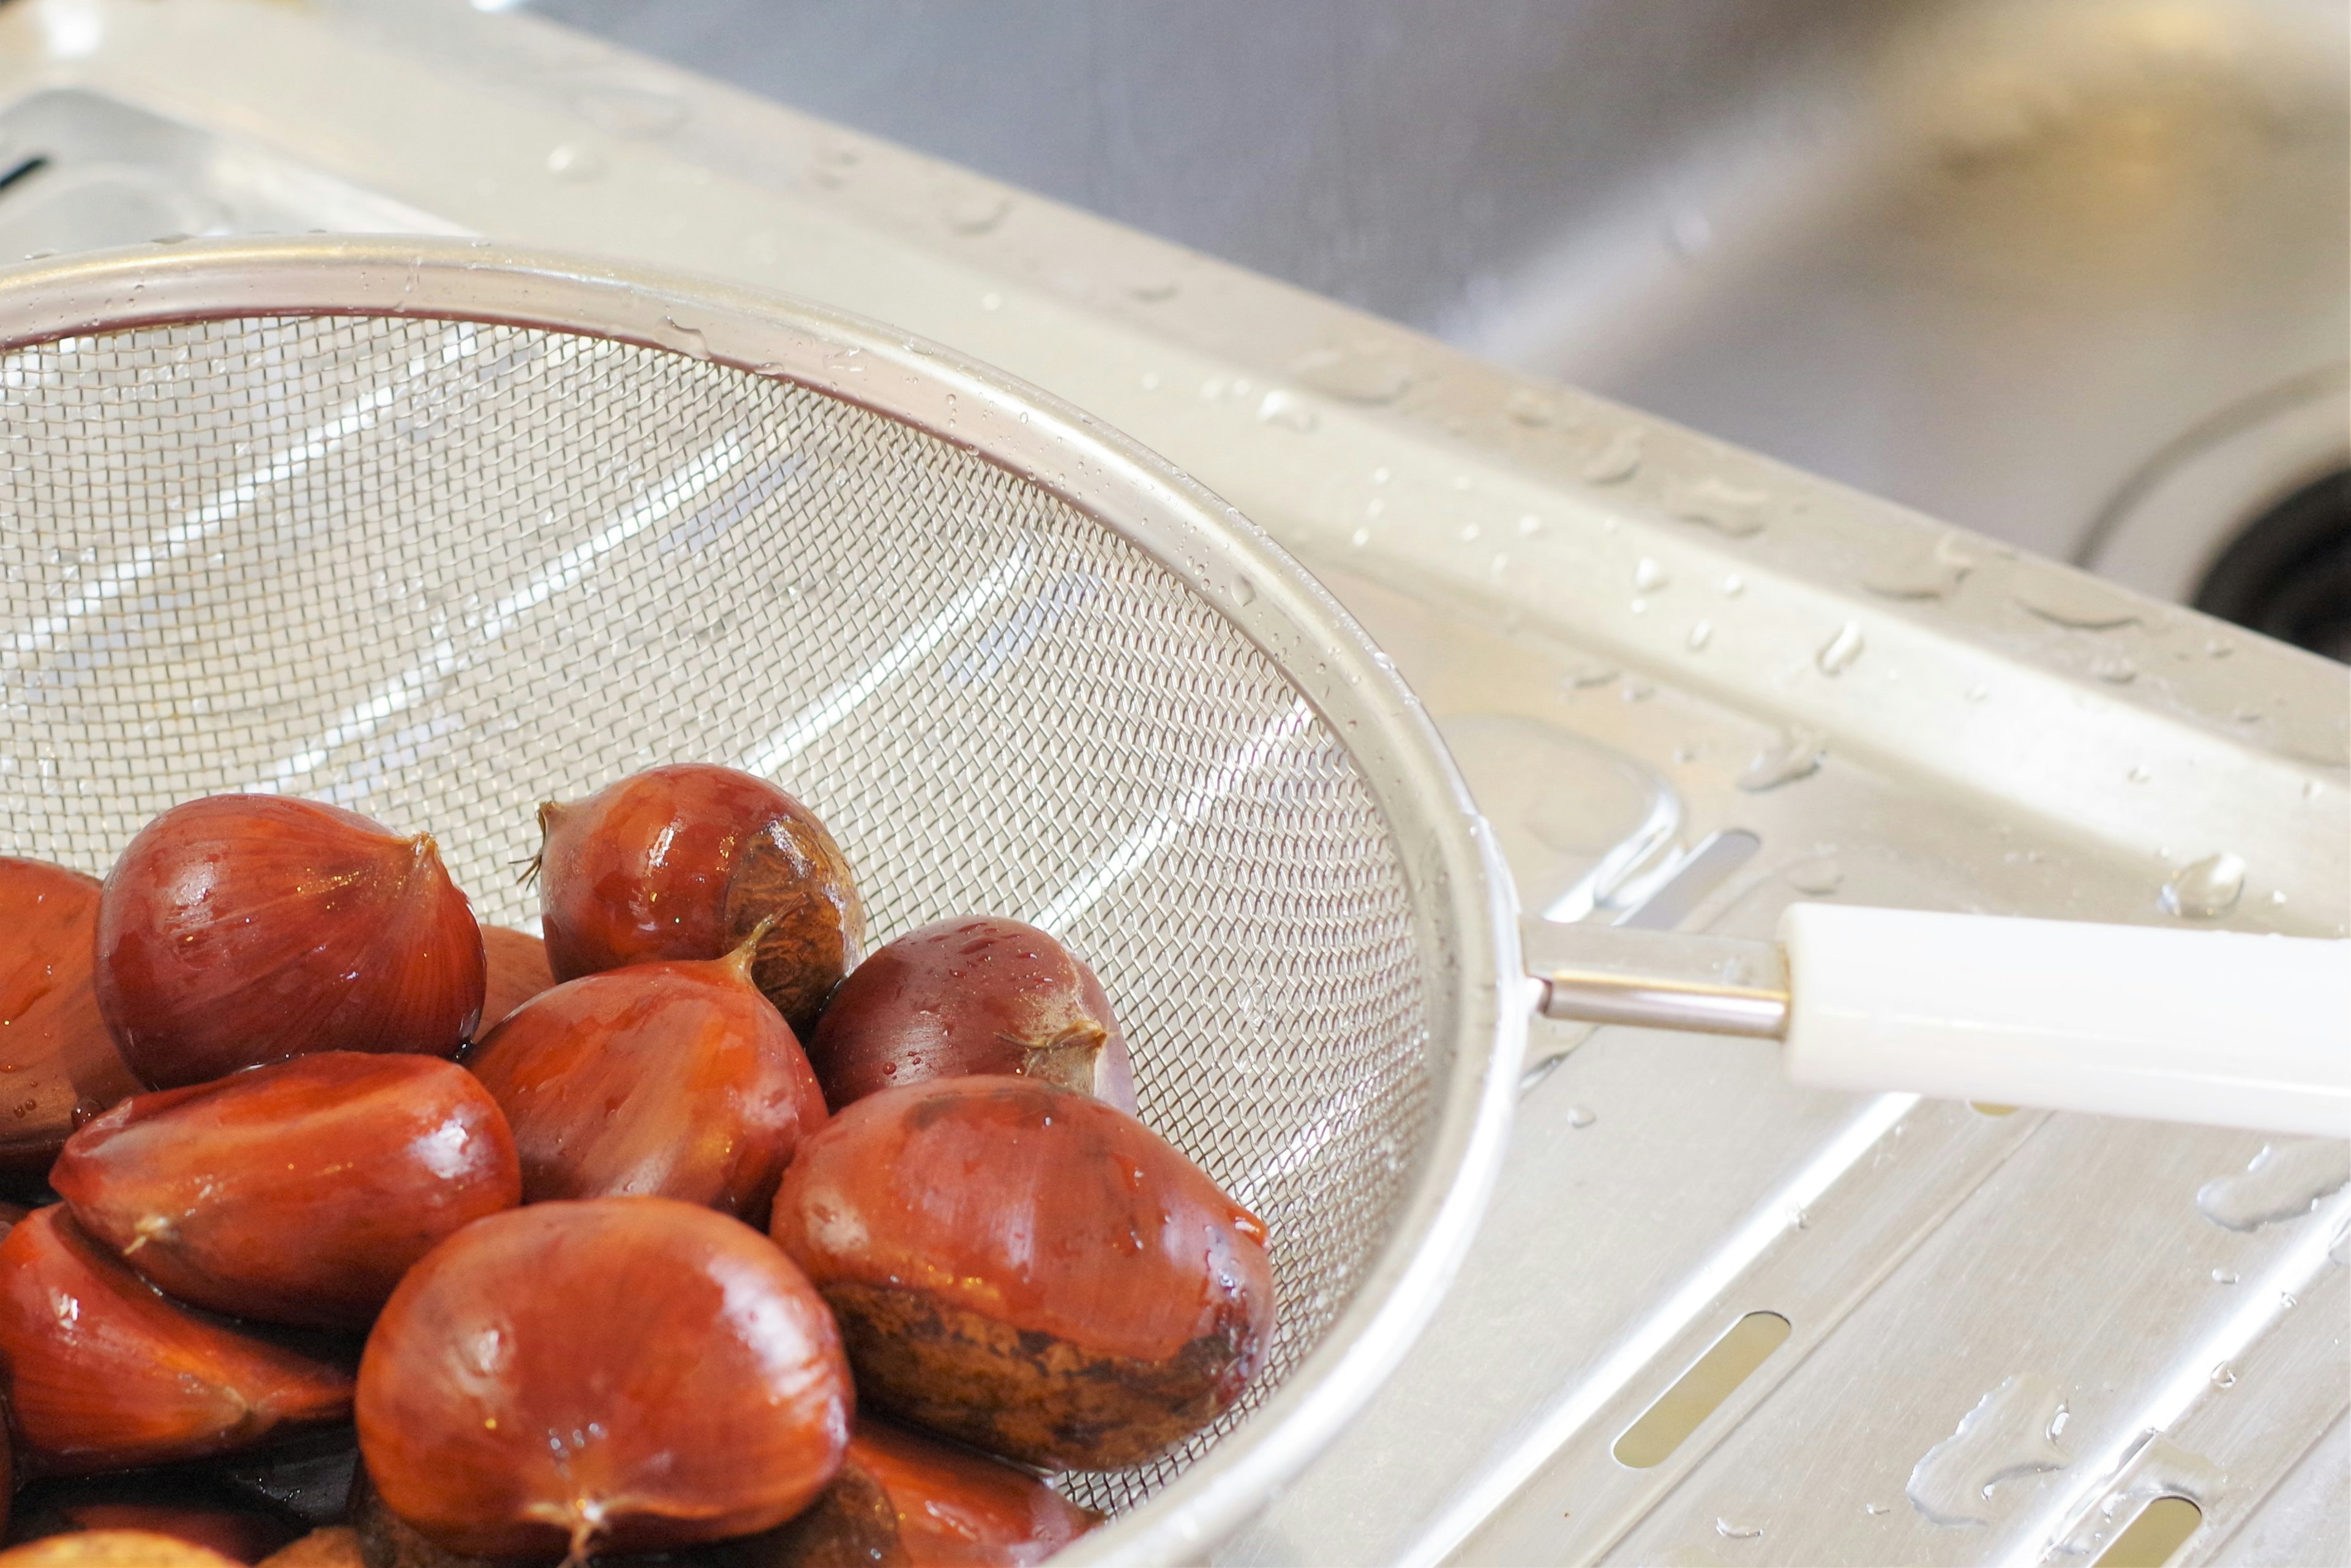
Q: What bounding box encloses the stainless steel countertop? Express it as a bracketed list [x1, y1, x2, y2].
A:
[0, 1, 2342, 1561]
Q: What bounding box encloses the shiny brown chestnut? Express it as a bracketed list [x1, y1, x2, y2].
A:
[356, 1196, 852, 1564]
[464, 939, 824, 1226]
[477, 927, 557, 1038]
[536, 765, 864, 1036]
[760, 1417, 1096, 1567]
[808, 917, 1134, 1112]
[0, 1532, 246, 1567]
[94, 796, 486, 1089]
[0, 1207, 353, 1476]
[52, 1053, 521, 1330]
[253, 1529, 363, 1568]
[0, 858, 143, 1190]
[9, 1483, 300, 1565]
[771, 1076, 1272, 1470]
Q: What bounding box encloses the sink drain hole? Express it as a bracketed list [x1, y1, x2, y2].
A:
[1612, 1310, 1790, 1469]
[2194, 468, 2351, 662]
[2093, 1495, 2203, 1568]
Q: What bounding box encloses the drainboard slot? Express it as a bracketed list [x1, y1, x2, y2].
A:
[1611, 1310, 1791, 1469]
[2093, 1495, 2202, 1568]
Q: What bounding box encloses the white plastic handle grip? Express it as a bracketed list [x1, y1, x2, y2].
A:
[1777, 904, 2351, 1138]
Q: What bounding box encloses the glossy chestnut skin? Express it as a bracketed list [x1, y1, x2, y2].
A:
[477, 928, 557, 1038]
[771, 1078, 1272, 1470]
[356, 1197, 852, 1563]
[536, 765, 864, 1037]
[808, 918, 1134, 1114]
[0, 1207, 353, 1476]
[95, 797, 486, 1089]
[51, 1053, 522, 1330]
[9, 1480, 300, 1565]
[0, 1532, 246, 1567]
[253, 1529, 362, 1567]
[0, 860, 143, 1190]
[465, 943, 825, 1226]
[762, 1417, 1095, 1567]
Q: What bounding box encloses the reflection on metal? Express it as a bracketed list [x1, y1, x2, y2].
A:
[1613, 1311, 1793, 1469]
[1528, 921, 1789, 1039]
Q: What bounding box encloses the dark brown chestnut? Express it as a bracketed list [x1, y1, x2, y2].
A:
[536, 765, 863, 1037]
[254, 1529, 362, 1567]
[758, 1417, 1095, 1567]
[771, 1077, 1272, 1470]
[463, 940, 825, 1226]
[808, 917, 1134, 1112]
[0, 1207, 353, 1476]
[356, 1197, 852, 1564]
[0, 858, 143, 1190]
[478, 927, 556, 1038]
[9, 1480, 300, 1565]
[94, 796, 486, 1089]
[51, 1053, 521, 1330]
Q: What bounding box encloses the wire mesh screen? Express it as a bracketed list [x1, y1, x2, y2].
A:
[0, 313, 1433, 1513]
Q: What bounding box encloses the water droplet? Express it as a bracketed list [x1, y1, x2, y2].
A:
[1863, 1503, 1891, 1517]
[2211, 1268, 2238, 1284]
[1713, 1518, 1761, 1541]
[2206, 636, 2235, 658]
[1256, 389, 1318, 432]
[1233, 576, 1256, 606]
[1785, 855, 1844, 895]
[2279, 1291, 2298, 1309]
[979, 291, 1003, 312]
[571, 81, 689, 138]
[1817, 622, 1864, 675]
[2091, 653, 2138, 684]
[1786, 1206, 1811, 1230]
[2209, 1363, 2237, 1389]
[1517, 514, 1543, 536]
[1907, 1375, 2072, 1526]
[2013, 573, 2141, 630]
[2161, 853, 2246, 918]
[1965, 683, 1990, 703]
[1140, 370, 1161, 391]
[1635, 557, 1670, 592]
[1862, 533, 1976, 600]
[1505, 388, 1565, 427]
[2126, 764, 2151, 783]
[1674, 478, 1768, 537]
[1349, 528, 1370, 549]
[1622, 680, 1656, 702]
[1460, 523, 1482, 543]
[1289, 343, 1414, 405]
[1565, 1105, 1596, 1128]
[939, 185, 1013, 235]
[1687, 621, 1713, 650]
[1559, 656, 1621, 689]
[1128, 278, 1179, 303]
[1721, 574, 1745, 597]
[1739, 727, 1827, 792]
[2195, 1139, 2350, 1230]
[656, 317, 710, 361]
[1630, 598, 1649, 615]
[544, 143, 608, 181]
[1582, 429, 1643, 484]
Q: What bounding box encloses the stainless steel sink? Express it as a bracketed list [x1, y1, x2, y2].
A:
[530, 0, 2350, 634]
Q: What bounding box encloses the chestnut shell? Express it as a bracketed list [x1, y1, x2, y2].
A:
[771, 1077, 1272, 1469]
[355, 1196, 852, 1562]
[0, 858, 143, 1190]
[463, 949, 825, 1226]
[536, 765, 864, 1037]
[807, 918, 1135, 1113]
[51, 1052, 521, 1329]
[477, 928, 557, 1039]
[94, 796, 486, 1089]
[0, 1207, 354, 1476]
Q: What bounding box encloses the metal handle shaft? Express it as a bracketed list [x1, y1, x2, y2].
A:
[1523, 921, 1789, 1040]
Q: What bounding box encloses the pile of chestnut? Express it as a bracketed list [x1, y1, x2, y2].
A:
[0, 765, 1272, 1567]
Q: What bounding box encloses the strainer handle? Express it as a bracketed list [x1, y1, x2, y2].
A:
[1527, 907, 2350, 1138]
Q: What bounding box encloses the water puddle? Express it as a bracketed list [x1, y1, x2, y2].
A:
[2195, 1139, 2351, 1231]
[1907, 1374, 2072, 1526]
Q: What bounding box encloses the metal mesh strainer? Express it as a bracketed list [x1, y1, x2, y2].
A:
[0, 241, 1521, 1561]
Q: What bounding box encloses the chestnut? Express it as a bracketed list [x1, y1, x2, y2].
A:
[463, 940, 824, 1226]
[808, 917, 1134, 1112]
[95, 796, 486, 1089]
[0, 858, 143, 1190]
[254, 1529, 362, 1568]
[760, 1417, 1095, 1566]
[536, 765, 864, 1036]
[0, 1207, 353, 1476]
[478, 927, 557, 1038]
[9, 1483, 299, 1564]
[355, 1197, 852, 1564]
[51, 1053, 521, 1330]
[771, 1077, 1273, 1470]
[0, 1532, 247, 1566]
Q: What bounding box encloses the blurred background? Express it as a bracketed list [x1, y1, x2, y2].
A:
[519, 0, 2350, 659]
